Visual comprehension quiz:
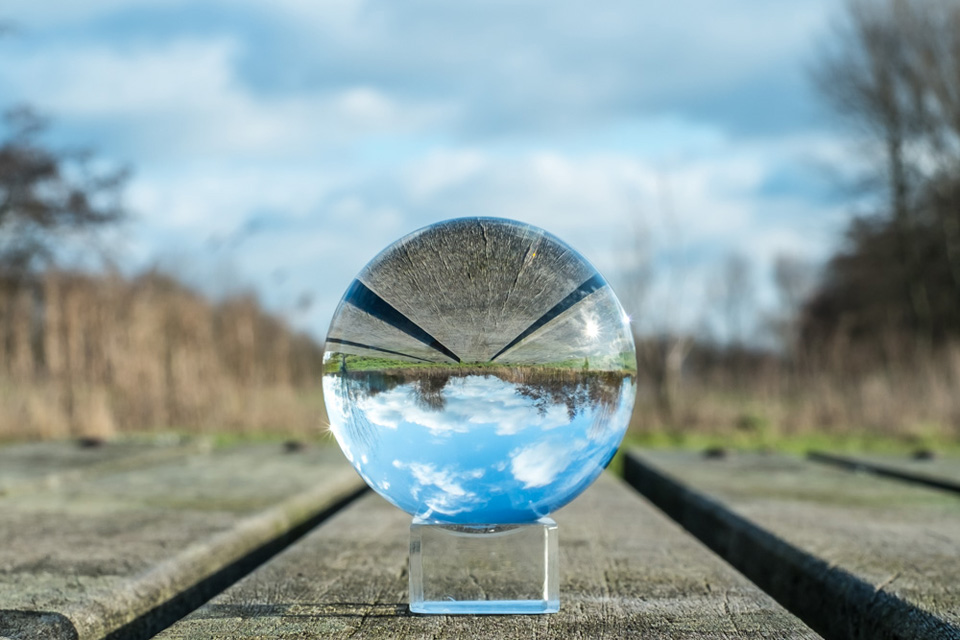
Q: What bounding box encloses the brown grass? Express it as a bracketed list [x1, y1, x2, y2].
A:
[0, 270, 325, 441]
[629, 339, 960, 445]
[3, 270, 959, 446]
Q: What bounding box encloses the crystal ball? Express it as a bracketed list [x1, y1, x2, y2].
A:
[322, 217, 637, 523]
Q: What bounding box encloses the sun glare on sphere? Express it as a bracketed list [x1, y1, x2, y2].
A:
[584, 317, 600, 339]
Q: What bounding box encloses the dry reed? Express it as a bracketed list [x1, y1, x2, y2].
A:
[3, 270, 959, 444]
[0, 270, 325, 441]
[628, 337, 960, 444]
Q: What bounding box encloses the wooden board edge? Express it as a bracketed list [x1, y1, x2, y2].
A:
[623, 450, 960, 640]
[807, 451, 960, 496]
[0, 440, 211, 500]
[68, 473, 368, 640]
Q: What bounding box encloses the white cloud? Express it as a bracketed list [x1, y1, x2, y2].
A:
[351, 375, 573, 436]
[393, 461, 471, 497]
[111, 136, 844, 339]
[510, 440, 587, 489]
[0, 0, 851, 342]
[391, 460, 487, 517]
[0, 39, 451, 159]
[406, 150, 488, 202]
[127, 166, 337, 233]
[239, 0, 832, 132]
[5, 0, 190, 24]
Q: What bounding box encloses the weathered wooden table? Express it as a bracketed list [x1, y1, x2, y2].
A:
[0, 441, 957, 639]
[625, 450, 960, 640]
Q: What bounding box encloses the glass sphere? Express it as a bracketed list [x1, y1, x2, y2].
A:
[322, 217, 636, 523]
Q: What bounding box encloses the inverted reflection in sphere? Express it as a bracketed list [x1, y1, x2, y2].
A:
[322, 218, 637, 524]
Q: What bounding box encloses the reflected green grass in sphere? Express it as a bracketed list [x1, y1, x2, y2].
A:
[322, 217, 637, 523]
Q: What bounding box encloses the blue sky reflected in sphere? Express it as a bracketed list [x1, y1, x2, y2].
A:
[322, 218, 637, 523]
[324, 373, 635, 523]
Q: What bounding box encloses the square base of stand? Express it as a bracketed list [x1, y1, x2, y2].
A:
[409, 517, 558, 615]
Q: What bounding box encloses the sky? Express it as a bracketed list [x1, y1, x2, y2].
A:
[324, 373, 634, 522]
[0, 0, 859, 342]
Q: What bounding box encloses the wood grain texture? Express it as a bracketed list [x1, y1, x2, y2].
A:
[327, 303, 452, 363]
[0, 438, 200, 498]
[357, 218, 597, 363]
[808, 451, 960, 494]
[157, 473, 819, 639]
[625, 450, 960, 640]
[0, 444, 365, 640]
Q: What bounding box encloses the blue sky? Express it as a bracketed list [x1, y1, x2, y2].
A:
[325, 373, 634, 523]
[0, 0, 859, 340]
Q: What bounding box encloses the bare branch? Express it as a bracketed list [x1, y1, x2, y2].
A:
[0, 107, 128, 277]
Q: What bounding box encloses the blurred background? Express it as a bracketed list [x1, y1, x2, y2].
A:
[0, 0, 958, 452]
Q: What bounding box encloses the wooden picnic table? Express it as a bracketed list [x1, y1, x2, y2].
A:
[807, 450, 960, 494]
[625, 450, 960, 640]
[0, 441, 364, 640]
[0, 441, 957, 639]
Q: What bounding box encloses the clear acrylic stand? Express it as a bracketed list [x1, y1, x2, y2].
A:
[409, 516, 559, 614]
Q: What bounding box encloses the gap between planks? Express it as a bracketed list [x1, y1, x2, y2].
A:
[808, 451, 960, 495]
[101, 485, 368, 640]
[154, 473, 819, 640]
[624, 450, 960, 640]
[0, 445, 368, 640]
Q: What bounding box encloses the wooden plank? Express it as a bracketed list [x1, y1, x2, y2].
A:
[0, 444, 365, 640]
[625, 450, 960, 640]
[0, 438, 202, 498]
[156, 473, 819, 639]
[809, 451, 960, 495]
[352, 217, 599, 364]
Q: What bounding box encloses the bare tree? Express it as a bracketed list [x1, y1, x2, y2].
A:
[811, 0, 960, 342]
[771, 254, 817, 354]
[624, 174, 695, 423]
[0, 106, 128, 278]
[714, 251, 756, 348]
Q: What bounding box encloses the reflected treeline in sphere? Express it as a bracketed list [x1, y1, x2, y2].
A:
[322, 218, 637, 524]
